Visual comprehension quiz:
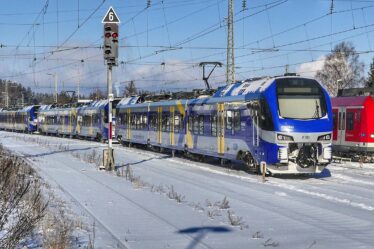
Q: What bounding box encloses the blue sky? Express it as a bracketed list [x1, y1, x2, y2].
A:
[1, 0, 374, 96]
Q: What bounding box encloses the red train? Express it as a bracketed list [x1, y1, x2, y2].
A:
[331, 87, 374, 161]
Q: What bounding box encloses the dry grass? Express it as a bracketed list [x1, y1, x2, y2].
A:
[0, 144, 48, 249]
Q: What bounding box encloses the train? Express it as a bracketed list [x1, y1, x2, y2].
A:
[331, 87, 374, 162]
[0, 76, 333, 175]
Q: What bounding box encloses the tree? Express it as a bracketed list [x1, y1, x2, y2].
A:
[316, 42, 364, 96]
[123, 81, 137, 97]
[88, 88, 106, 100]
[366, 57, 374, 87]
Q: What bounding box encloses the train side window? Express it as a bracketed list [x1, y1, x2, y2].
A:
[174, 114, 180, 133]
[226, 110, 232, 130]
[346, 112, 354, 131]
[149, 113, 155, 130]
[332, 112, 337, 130]
[342, 112, 346, 130]
[130, 114, 136, 129]
[233, 110, 241, 131]
[259, 98, 274, 131]
[188, 115, 193, 132]
[143, 114, 148, 130]
[180, 114, 185, 131]
[338, 112, 342, 130]
[211, 114, 217, 136]
[199, 115, 204, 135]
[162, 114, 169, 132]
[193, 115, 199, 134]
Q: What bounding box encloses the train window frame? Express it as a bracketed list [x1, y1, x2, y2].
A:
[233, 110, 241, 131]
[188, 115, 193, 132]
[174, 114, 180, 133]
[199, 115, 204, 135]
[226, 110, 232, 131]
[162, 113, 170, 132]
[211, 114, 218, 137]
[193, 115, 199, 134]
[276, 78, 327, 120]
[332, 112, 337, 131]
[346, 112, 354, 131]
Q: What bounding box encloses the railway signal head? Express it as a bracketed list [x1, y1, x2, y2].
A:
[103, 23, 119, 65]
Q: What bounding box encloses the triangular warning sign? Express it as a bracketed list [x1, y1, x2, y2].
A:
[102, 6, 120, 23]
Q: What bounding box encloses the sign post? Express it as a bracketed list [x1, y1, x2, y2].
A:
[102, 7, 120, 171]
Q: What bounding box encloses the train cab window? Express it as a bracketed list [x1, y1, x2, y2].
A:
[211, 114, 217, 136]
[226, 111, 232, 130]
[346, 112, 354, 131]
[276, 78, 327, 120]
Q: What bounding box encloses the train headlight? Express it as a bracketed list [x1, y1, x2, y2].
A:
[370, 133, 374, 139]
[318, 134, 331, 141]
[277, 134, 294, 141]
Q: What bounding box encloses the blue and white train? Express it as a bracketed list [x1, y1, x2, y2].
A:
[0, 105, 39, 132]
[37, 100, 113, 141]
[116, 76, 333, 174]
[0, 76, 333, 174]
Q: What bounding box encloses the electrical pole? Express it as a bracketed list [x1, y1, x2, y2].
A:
[102, 7, 120, 171]
[226, 0, 235, 84]
[47, 73, 58, 104]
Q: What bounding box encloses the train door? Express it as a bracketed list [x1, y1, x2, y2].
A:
[345, 108, 360, 142]
[217, 103, 225, 155]
[332, 109, 338, 141]
[338, 107, 346, 145]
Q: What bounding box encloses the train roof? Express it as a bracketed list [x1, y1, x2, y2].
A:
[213, 77, 274, 97]
[331, 96, 374, 107]
[116, 76, 322, 108]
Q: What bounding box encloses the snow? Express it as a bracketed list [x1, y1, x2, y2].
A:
[1, 131, 374, 249]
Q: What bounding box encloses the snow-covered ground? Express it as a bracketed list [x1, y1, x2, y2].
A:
[1, 130, 374, 249]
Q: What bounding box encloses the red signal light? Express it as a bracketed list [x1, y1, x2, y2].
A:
[105, 33, 111, 38]
[112, 33, 118, 38]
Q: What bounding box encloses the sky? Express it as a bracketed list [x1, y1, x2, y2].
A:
[1, 0, 374, 97]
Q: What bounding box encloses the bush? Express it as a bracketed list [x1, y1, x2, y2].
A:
[0, 146, 47, 249]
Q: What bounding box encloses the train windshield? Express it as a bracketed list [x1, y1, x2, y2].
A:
[276, 78, 327, 120]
